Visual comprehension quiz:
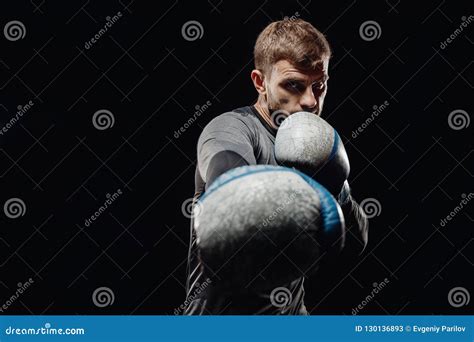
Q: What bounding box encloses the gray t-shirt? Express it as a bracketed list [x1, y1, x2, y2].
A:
[183, 106, 368, 315]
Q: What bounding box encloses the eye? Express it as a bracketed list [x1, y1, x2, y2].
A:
[312, 82, 325, 92]
[285, 81, 304, 93]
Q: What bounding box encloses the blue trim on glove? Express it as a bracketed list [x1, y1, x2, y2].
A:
[327, 128, 340, 162]
[197, 165, 343, 242]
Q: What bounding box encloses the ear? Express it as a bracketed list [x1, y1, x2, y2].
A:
[251, 69, 266, 95]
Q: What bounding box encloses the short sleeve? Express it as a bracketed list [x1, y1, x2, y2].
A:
[197, 113, 257, 183]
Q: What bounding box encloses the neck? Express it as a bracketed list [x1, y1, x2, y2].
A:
[254, 96, 278, 130]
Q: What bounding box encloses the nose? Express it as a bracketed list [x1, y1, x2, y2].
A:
[300, 87, 317, 112]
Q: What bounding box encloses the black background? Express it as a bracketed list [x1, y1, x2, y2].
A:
[0, 0, 472, 315]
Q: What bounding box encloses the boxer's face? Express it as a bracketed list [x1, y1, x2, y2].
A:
[264, 58, 329, 117]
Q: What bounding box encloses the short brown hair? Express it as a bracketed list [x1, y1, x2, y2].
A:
[254, 19, 331, 75]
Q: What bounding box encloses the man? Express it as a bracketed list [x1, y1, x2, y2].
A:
[184, 19, 368, 315]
